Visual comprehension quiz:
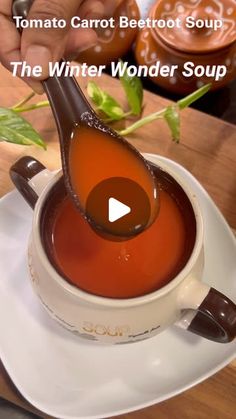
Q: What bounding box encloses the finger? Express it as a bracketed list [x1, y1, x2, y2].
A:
[78, 0, 105, 19]
[0, 14, 21, 71]
[0, 1, 43, 92]
[22, 77, 45, 94]
[65, 28, 97, 58]
[21, 0, 84, 78]
[0, 0, 13, 15]
[103, 0, 123, 15]
[0, 17, 43, 93]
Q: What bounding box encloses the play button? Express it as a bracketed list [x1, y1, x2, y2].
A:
[109, 198, 131, 223]
[86, 177, 153, 240]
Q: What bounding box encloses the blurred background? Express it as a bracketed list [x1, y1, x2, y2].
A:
[77, 0, 236, 124]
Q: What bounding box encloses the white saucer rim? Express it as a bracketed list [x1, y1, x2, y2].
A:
[0, 337, 235, 419]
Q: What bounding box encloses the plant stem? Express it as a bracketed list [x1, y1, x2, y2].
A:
[177, 83, 211, 110]
[118, 109, 166, 136]
[123, 111, 133, 118]
[118, 84, 212, 136]
[101, 110, 133, 124]
[11, 92, 36, 110]
[13, 100, 50, 113]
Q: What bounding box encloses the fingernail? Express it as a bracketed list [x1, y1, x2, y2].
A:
[67, 44, 97, 61]
[79, 41, 98, 53]
[22, 77, 44, 94]
[66, 44, 93, 61]
[24, 45, 52, 79]
[67, 39, 98, 61]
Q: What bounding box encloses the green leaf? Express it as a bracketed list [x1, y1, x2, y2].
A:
[119, 60, 143, 115]
[87, 81, 103, 107]
[0, 108, 46, 149]
[164, 106, 180, 143]
[87, 81, 125, 121]
[178, 84, 211, 110]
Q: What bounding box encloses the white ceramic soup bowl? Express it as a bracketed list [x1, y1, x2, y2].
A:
[10, 154, 236, 344]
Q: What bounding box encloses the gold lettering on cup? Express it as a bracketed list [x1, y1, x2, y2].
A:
[82, 322, 130, 337]
[94, 325, 107, 336]
[82, 321, 94, 333]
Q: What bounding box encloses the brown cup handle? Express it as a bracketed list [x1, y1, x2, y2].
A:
[10, 156, 51, 209]
[178, 279, 236, 343]
[187, 288, 236, 343]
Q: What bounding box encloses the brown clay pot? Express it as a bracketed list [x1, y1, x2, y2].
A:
[78, 0, 140, 66]
[135, 0, 236, 94]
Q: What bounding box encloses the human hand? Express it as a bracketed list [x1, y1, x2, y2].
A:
[0, 0, 122, 92]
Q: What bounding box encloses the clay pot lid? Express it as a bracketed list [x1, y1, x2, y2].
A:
[151, 0, 236, 53]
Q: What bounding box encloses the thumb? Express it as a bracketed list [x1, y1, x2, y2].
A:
[21, 0, 82, 79]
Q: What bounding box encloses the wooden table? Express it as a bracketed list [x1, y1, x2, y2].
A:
[0, 65, 235, 418]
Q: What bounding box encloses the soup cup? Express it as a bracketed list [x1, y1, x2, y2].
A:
[10, 155, 236, 344]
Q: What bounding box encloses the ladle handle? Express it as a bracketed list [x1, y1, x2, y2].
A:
[12, 0, 95, 137]
[42, 67, 94, 139]
[12, 0, 34, 18]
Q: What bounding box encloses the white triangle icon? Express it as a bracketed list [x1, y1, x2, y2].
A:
[108, 198, 131, 223]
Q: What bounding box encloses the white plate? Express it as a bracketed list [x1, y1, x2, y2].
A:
[0, 155, 235, 419]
